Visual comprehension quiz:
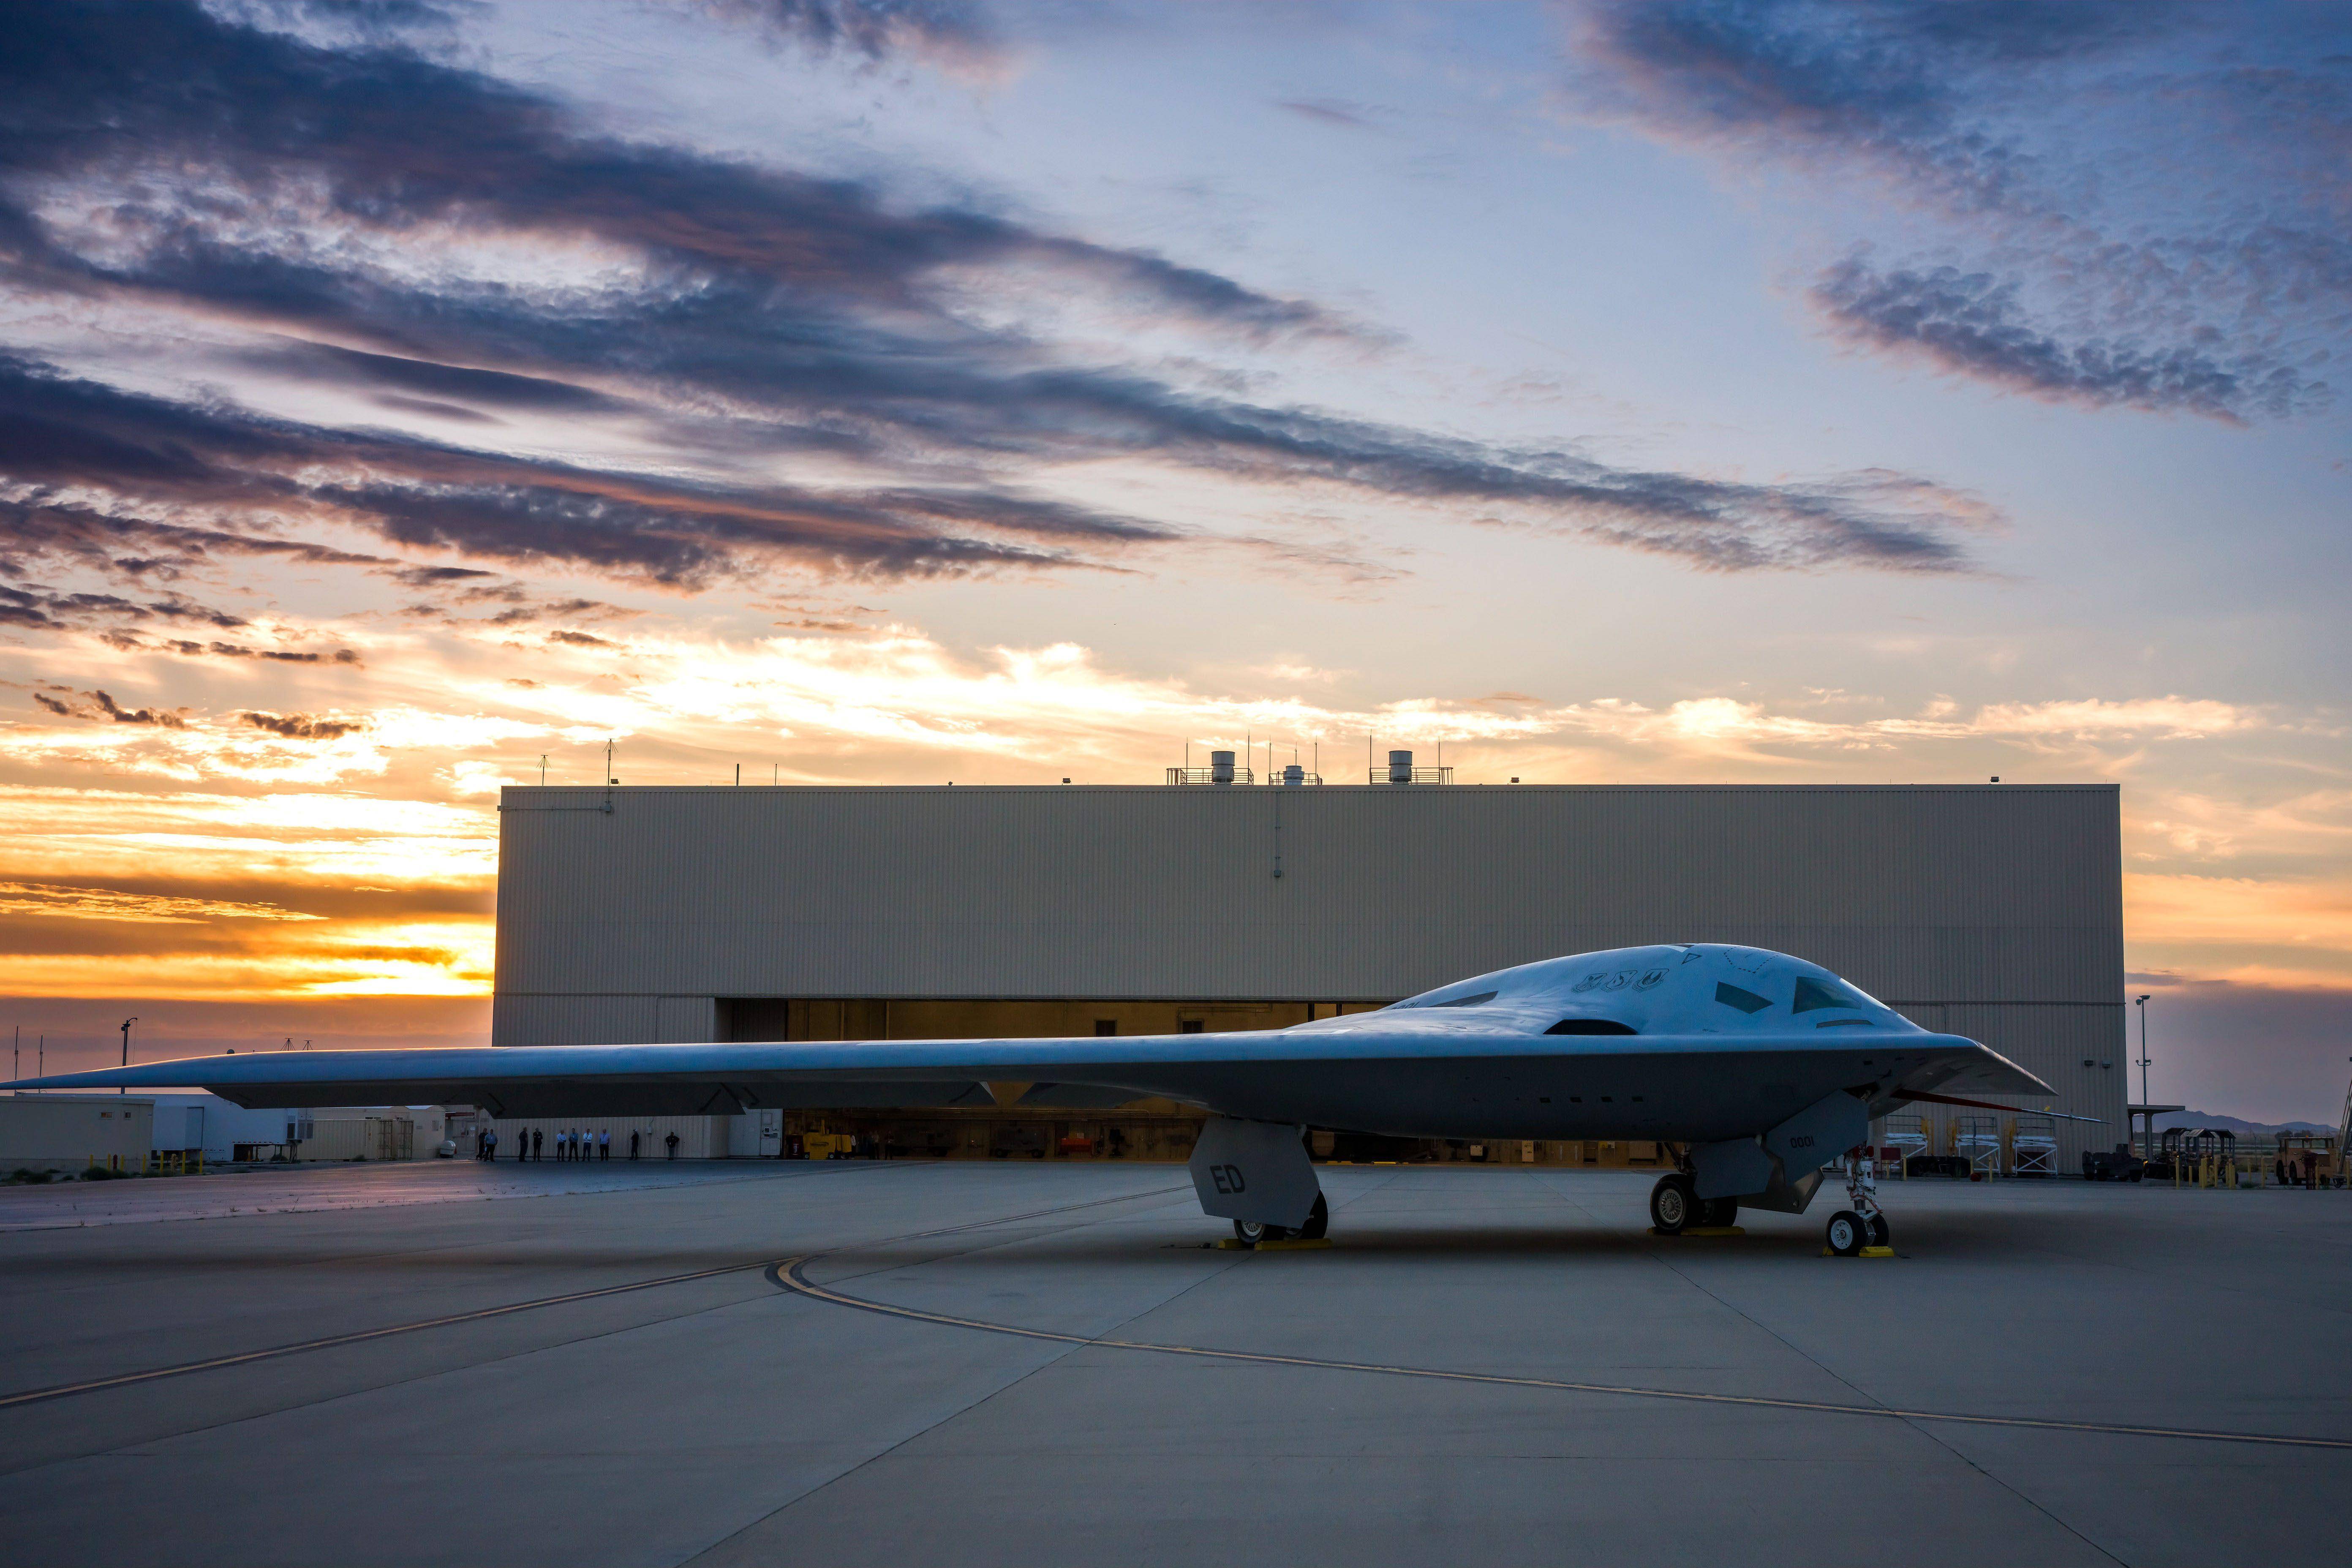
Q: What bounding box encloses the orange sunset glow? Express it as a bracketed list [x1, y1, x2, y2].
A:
[3, 0, 2349, 1124]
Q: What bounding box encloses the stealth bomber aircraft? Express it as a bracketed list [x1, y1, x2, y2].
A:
[7, 943, 2065, 1255]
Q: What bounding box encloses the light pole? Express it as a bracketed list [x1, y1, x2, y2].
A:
[120, 1016, 136, 1095]
[2134, 994, 2152, 1155]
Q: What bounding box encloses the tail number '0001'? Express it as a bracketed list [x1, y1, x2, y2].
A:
[1209, 1164, 1248, 1194]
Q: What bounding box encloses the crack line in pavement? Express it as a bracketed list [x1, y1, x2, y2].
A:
[769, 1252, 2352, 1454]
[1635, 1239, 2126, 1565]
[684, 1181, 1274, 1566]
[0, 1180, 1190, 1411]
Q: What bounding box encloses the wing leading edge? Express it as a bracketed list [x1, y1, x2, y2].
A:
[1, 943, 2061, 1140]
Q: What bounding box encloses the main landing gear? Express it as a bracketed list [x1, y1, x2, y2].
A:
[1824, 1155, 1892, 1257]
[1648, 1174, 1737, 1234]
[1233, 1193, 1329, 1247]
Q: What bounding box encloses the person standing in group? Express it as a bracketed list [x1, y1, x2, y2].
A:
[629, 1129, 640, 1160]
[531, 1126, 542, 1161]
[665, 1130, 679, 1160]
[599, 1128, 610, 1161]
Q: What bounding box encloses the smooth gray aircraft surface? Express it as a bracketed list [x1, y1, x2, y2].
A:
[7, 943, 2064, 1255]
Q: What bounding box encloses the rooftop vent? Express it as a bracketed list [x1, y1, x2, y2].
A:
[1168, 749, 1250, 786]
[1375, 749, 1453, 786]
[1166, 745, 1323, 785]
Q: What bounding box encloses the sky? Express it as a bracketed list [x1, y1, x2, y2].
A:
[2, 0, 2348, 1122]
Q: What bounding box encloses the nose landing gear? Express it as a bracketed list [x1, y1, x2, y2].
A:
[1824, 1155, 1892, 1256]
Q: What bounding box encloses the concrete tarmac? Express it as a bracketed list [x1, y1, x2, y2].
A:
[0, 1160, 2345, 1566]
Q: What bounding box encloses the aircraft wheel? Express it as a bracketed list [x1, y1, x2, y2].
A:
[1649, 1175, 1696, 1234]
[1868, 1213, 1890, 1248]
[1295, 1194, 1329, 1241]
[1701, 1196, 1739, 1228]
[1825, 1210, 1866, 1256]
[1233, 1218, 1288, 1246]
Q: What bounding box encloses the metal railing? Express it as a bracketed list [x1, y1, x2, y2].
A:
[1164, 767, 1328, 786]
[1367, 766, 1454, 786]
[2012, 1115, 2058, 1177]
[1883, 1113, 1929, 1178]
[1957, 1114, 2004, 1177]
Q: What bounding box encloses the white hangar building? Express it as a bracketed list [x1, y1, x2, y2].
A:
[490, 780, 2128, 1170]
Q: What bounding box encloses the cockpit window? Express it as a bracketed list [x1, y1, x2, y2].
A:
[1793, 975, 1875, 1014]
[1393, 988, 1498, 1009]
[1715, 982, 1771, 1014]
[1546, 1018, 1638, 1035]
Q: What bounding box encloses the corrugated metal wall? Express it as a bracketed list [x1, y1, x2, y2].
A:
[493, 783, 2126, 1165]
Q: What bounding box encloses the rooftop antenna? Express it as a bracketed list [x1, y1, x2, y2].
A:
[605, 738, 616, 785]
[538, 753, 547, 786]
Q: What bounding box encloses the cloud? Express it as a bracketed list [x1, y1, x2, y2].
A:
[250, 341, 623, 415]
[1560, 1, 2349, 421]
[148, 638, 363, 664]
[1277, 99, 1380, 131]
[0, 354, 1180, 587]
[33, 687, 190, 728]
[0, 4, 1995, 583]
[676, 0, 1004, 74]
[1811, 258, 2328, 422]
[0, 880, 323, 924]
[0, 2, 1338, 341]
[239, 710, 366, 740]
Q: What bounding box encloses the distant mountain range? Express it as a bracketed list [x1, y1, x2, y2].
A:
[2153, 1111, 2336, 1137]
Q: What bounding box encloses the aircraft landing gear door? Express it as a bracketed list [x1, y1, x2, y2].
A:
[757, 1109, 783, 1157]
[1188, 1117, 1324, 1241]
